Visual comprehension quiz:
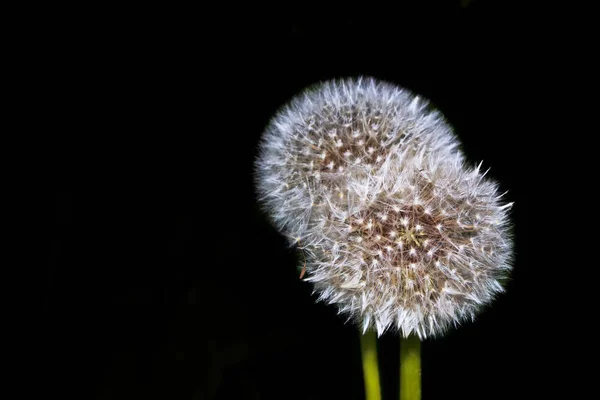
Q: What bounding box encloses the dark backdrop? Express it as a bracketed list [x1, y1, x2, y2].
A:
[44, 1, 556, 399]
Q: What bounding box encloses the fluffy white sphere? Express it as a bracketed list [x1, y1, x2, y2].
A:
[255, 77, 513, 338]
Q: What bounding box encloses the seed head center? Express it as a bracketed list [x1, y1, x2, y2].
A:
[399, 226, 425, 247]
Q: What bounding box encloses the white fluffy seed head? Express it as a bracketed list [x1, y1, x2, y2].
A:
[254, 77, 514, 339]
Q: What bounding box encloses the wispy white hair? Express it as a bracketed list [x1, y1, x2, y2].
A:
[255, 77, 514, 338]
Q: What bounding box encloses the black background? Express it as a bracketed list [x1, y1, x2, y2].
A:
[44, 1, 561, 399]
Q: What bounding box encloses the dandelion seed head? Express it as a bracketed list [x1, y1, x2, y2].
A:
[255, 77, 514, 338]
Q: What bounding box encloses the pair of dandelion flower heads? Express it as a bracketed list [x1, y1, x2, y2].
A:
[256, 77, 513, 339]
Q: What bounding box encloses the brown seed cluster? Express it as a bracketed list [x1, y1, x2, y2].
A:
[336, 185, 490, 303]
[347, 204, 445, 295]
[292, 103, 401, 179]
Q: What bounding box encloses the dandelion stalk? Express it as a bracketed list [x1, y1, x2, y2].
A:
[400, 335, 421, 400]
[360, 330, 381, 400]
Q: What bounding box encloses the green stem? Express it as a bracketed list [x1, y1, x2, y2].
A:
[400, 335, 421, 400]
[360, 330, 381, 400]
